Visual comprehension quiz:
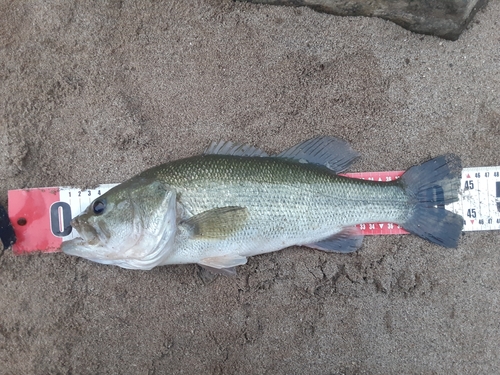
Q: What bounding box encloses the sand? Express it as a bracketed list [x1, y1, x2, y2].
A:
[0, 1, 499, 374]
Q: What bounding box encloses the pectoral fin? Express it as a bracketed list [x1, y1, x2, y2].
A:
[305, 227, 364, 253]
[198, 265, 237, 277]
[182, 206, 248, 239]
[198, 254, 248, 270]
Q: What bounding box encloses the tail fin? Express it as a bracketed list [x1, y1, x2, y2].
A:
[400, 154, 463, 248]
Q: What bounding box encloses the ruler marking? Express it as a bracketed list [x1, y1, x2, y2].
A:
[8, 168, 500, 254]
[496, 181, 500, 213]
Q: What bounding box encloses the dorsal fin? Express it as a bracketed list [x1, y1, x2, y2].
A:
[204, 140, 268, 157]
[276, 136, 359, 173]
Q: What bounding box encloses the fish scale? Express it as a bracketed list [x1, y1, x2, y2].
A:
[137, 155, 410, 264]
[12, 142, 497, 264]
[54, 136, 463, 271]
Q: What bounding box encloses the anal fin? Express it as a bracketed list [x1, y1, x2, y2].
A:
[305, 227, 364, 253]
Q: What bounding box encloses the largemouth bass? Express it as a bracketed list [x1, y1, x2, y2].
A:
[62, 137, 463, 272]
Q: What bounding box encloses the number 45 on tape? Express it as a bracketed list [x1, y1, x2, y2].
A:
[7, 167, 500, 255]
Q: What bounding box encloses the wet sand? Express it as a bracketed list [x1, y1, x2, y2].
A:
[0, 1, 499, 373]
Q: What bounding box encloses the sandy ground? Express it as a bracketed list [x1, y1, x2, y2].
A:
[1, 1, 499, 374]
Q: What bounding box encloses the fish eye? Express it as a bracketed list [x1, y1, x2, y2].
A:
[92, 199, 106, 215]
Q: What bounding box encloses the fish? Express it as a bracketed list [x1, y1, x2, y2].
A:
[61, 136, 463, 273]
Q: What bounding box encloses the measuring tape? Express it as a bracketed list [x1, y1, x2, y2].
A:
[344, 166, 500, 233]
[7, 166, 500, 255]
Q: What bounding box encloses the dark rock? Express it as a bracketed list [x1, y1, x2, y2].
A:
[0, 204, 16, 251]
[240, 0, 489, 40]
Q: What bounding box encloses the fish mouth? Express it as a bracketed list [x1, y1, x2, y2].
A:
[61, 218, 102, 257]
[70, 217, 101, 246]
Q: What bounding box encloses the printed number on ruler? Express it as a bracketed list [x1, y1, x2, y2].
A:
[7, 166, 500, 254]
[447, 167, 500, 231]
[342, 170, 408, 235]
[8, 184, 117, 254]
[58, 185, 117, 241]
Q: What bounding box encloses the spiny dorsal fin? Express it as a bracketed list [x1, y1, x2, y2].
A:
[204, 140, 268, 157]
[276, 136, 360, 173]
[182, 206, 248, 239]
